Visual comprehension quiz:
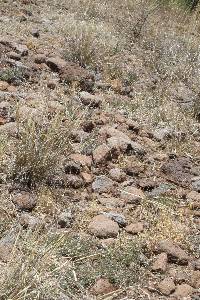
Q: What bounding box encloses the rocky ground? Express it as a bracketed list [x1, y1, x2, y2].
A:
[0, 0, 200, 299]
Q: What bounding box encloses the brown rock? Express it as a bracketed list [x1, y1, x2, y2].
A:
[70, 154, 92, 168]
[12, 192, 37, 211]
[93, 143, 111, 164]
[125, 222, 144, 234]
[88, 215, 119, 238]
[91, 278, 115, 295]
[157, 240, 189, 265]
[152, 253, 168, 273]
[0, 81, 9, 91]
[109, 168, 126, 182]
[157, 277, 175, 295]
[7, 51, 21, 60]
[81, 172, 93, 184]
[187, 190, 200, 202]
[191, 270, 200, 288]
[79, 91, 102, 108]
[19, 213, 41, 229]
[120, 186, 145, 204]
[34, 54, 46, 64]
[46, 56, 67, 72]
[173, 284, 193, 298]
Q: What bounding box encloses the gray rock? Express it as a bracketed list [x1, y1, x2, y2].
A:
[58, 210, 73, 228]
[192, 178, 200, 192]
[102, 212, 127, 227]
[92, 176, 115, 193]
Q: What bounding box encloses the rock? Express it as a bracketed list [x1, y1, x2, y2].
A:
[173, 284, 194, 298]
[19, 213, 41, 229]
[0, 80, 9, 91]
[70, 154, 92, 168]
[149, 183, 175, 198]
[102, 212, 127, 227]
[12, 192, 37, 211]
[64, 174, 84, 189]
[92, 176, 115, 194]
[120, 186, 145, 204]
[168, 266, 190, 284]
[98, 196, 123, 208]
[152, 253, 168, 273]
[34, 54, 46, 64]
[31, 29, 40, 38]
[0, 122, 18, 137]
[46, 56, 67, 72]
[125, 222, 144, 234]
[7, 51, 21, 61]
[90, 278, 115, 295]
[107, 136, 145, 156]
[58, 210, 73, 228]
[101, 238, 116, 248]
[191, 178, 200, 192]
[59, 61, 94, 90]
[153, 127, 173, 141]
[79, 91, 102, 108]
[157, 277, 175, 296]
[70, 129, 89, 143]
[0, 40, 28, 56]
[161, 157, 193, 187]
[100, 126, 131, 141]
[88, 215, 119, 238]
[194, 259, 200, 270]
[109, 168, 126, 182]
[157, 240, 189, 265]
[93, 143, 111, 164]
[0, 234, 16, 262]
[187, 191, 200, 202]
[81, 172, 93, 184]
[63, 160, 81, 174]
[47, 80, 57, 89]
[191, 271, 200, 288]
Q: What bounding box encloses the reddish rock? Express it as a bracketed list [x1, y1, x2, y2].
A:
[90, 278, 115, 295]
[93, 143, 111, 164]
[88, 215, 119, 238]
[46, 56, 67, 72]
[109, 168, 126, 182]
[79, 91, 102, 108]
[81, 172, 93, 184]
[125, 222, 144, 234]
[157, 240, 189, 265]
[70, 154, 92, 168]
[157, 277, 175, 295]
[173, 284, 193, 298]
[0, 81, 9, 91]
[152, 253, 168, 273]
[120, 186, 146, 204]
[12, 192, 37, 211]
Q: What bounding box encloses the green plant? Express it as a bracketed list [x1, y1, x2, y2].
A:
[0, 67, 29, 85]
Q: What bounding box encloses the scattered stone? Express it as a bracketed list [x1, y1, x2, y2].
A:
[31, 29, 40, 38]
[153, 127, 173, 141]
[109, 168, 126, 182]
[187, 191, 200, 202]
[12, 192, 37, 211]
[194, 259, 200, 270]
[58, 210, 73, 228]
[192, 178, 200, 192]
[81, 172, 93, 184]
[167, 266, 190, 284]
[0, 81, 9, 91]
[93, 143, 111, 164]
[98, 196, 123, 208]
[88, 215, 119, 238]
[90, 278, 115, 295]
[46, 56, 67, 72]
[125, 222, 144, 234]
[152, 253, 168, 273]
[157, 277, 176, 296]
[173, 284, 194, 298]
[102, 212, 127, 227]
[157, 240, 189, 265]
[63, 160, 81, 175]
[47, 80, 57, 89]
[120, 186, 145, 204]
[7, 51, 21, 60]
[92, 176, 115, 194]
[70, 154, 92, 168]
[34, 54, 46, 64]
[19, 213, 41, 229]
[64, 174, 84, 189]
[79, 91, 102, 108]
[191, 271, 200, 288]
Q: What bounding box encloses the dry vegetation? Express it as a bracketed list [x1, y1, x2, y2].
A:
[0, 0, 200, 299]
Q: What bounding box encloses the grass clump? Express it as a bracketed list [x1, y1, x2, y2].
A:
[11, 114, 72, 187]
[0, 67, 29, 85]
